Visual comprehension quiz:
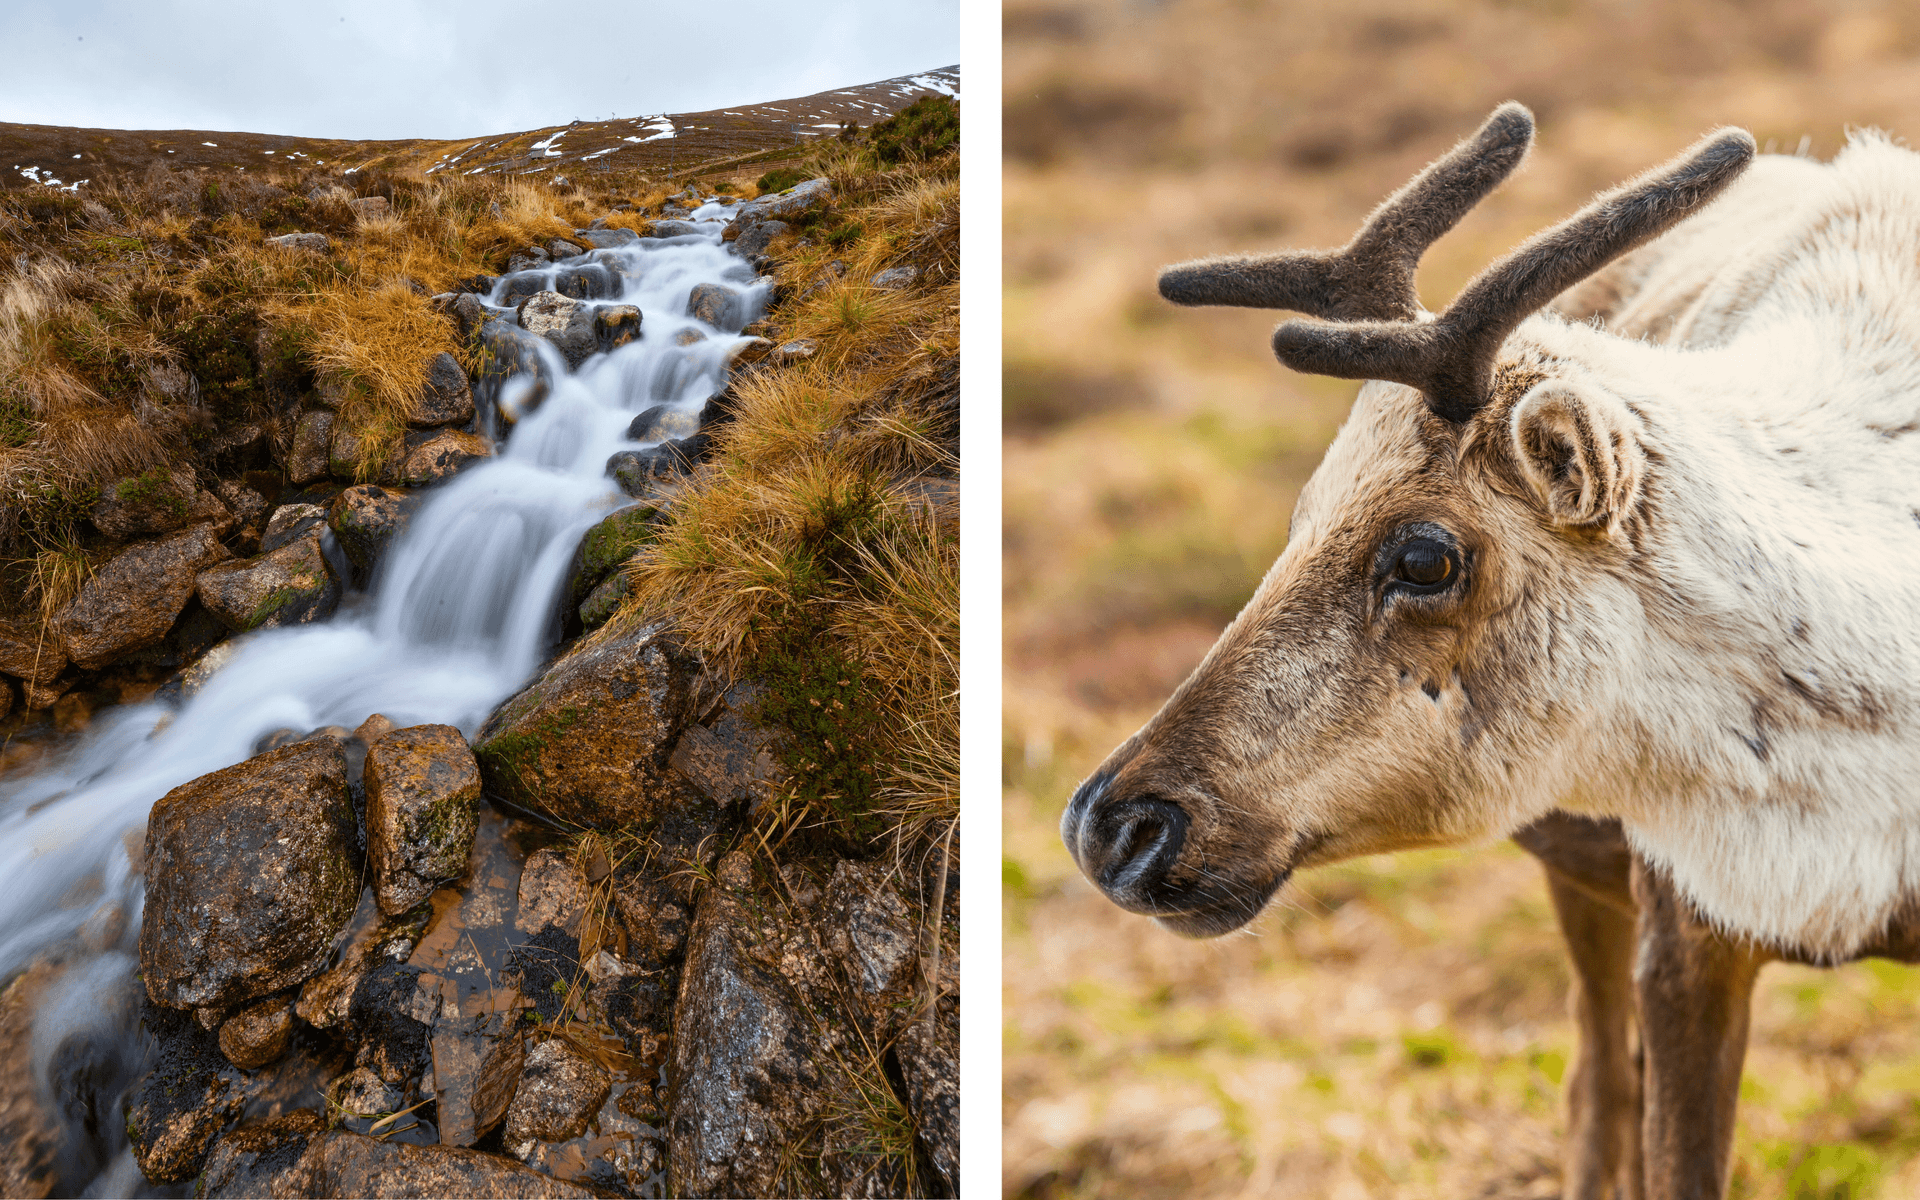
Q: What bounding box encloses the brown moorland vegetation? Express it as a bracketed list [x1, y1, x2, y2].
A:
[1004, 2, 1920, 1197]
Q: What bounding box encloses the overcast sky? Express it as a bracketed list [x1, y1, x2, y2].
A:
[0, 0, 959, 140]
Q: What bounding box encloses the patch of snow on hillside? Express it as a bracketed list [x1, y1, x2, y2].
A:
[201, 142, 217, 147]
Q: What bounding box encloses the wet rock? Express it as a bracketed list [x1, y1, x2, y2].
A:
[897, 1000, 959, 1196]
[0, 619, 64, 686]
[508, 245, 551, 274]
[90, 465, 196, 539]
[472, 624, 710, 830]
[267, 231, 330, 252]
[140, 740, 359, 1011]
[554, 261, 618, 301]
[356, 711, 398, 743]
[331, 1065, 406, 1117]
[547, 238, 585, 260]
[669, 706, 787, 812]
[773, 337, 818, 363]
[518, 291, 597, 368]
[736, 177, 834, 223]
[474, 319, 554, 425]
[125, 1004, 249, 1183]
[198, 1108, 330, 1197]
[262, 502, 329, 552]
[328, 484, 414, 581]
[296, 907, 432, 1031]
[195, 520, 341, 632]
[289, 410, 335, 483]
[408, 351, 476, 427]
[347, 961, 433, 1086]
[594, 303, 642, 351]
[667, 851, 876, 1198]
[434, 291, 489, 343]
[0, 965, 62, 1198]
[515, 848, 589, 936]
[201, 1117, 594, 1199]
[872, 265, 920, 290]
[432, 1006, 526, 1148]
[729, 218, 790, 258]
[647, 219, 700, 238]
[578, 573, 627, 629]
[498, 271, 550, 309]
[575, 227, 639, 249]
[54, 523, 230, 669]
[673, 328, 707, 346]
[686, 282, 743, 330]
[565, 504, 658, 611]
[404, 428, 494, 485]
[606, 437, 707, 496]
[502, 1038, 611, 1153]
[626, 403, 701, 443]
[218, 992, 295, 1070]
[364, 723, 481, 916]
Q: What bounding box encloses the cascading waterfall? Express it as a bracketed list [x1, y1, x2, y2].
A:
[0, 198, 767, 1192]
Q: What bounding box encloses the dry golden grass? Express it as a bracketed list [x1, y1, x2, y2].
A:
[614, 147, 959, 849]
[300, 283, 457, 479]
[1005, 0, 1920, 1195]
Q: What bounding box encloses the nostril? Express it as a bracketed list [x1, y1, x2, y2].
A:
[1099, 798, 1188, 896]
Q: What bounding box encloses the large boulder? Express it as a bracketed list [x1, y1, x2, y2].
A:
[54, 523, 230, 669]
[734, 177, 833, 223]
[407, 352, 476, 427]
[564, 504, 658, 613]
[139, 740, 360, 1012]
[518, 291, 597, 368]
[363, 723, 481, 916]
[328, 484, 415, 581]
[194, 520, 341, 632]
[471, 625, 710, 830]
[667, 852, 902, 1198]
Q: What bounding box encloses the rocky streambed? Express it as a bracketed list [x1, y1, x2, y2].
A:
[0, 179, 957, 1198]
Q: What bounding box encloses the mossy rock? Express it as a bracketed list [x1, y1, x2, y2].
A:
[471, 624, 713, 831]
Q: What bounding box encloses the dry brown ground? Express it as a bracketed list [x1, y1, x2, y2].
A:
[1003, 1, 1920, 1195]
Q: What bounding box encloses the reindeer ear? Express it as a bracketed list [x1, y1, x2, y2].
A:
[1509, 381, 1646, 532]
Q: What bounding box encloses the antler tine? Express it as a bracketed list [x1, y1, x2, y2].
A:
[1157, 102, 1535, 321]
[1272, 126, 1757, 422]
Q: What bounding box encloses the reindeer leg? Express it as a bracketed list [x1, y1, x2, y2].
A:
[1513, 814, 1642, 1200]
[1629, 855, 1766, 1200]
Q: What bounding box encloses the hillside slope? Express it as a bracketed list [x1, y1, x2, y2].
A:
[2, 66, 959, 190]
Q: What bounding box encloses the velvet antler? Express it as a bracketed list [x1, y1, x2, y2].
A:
[1158, 103, 1535, 322]
[1161, 105, 1757, 422]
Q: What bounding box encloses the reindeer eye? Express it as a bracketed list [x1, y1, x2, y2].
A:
[1395, 541, 1453, 587]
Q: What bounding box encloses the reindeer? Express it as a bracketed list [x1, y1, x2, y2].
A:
[1060, 102, 1920, 1199]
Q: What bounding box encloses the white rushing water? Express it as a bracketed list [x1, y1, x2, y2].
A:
[0, 198, 765, 1186]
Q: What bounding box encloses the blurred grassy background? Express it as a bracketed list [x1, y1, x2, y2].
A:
[1001, 1, 1920, 1196]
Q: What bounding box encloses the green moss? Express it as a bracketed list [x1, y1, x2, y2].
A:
[756, 166, 807, 194]
[474, 703, 589, 800]
[244, 582, 318, 631]
[824, 221, 863, 248]
[0, 395, 36, 449]
[748, 625, 884, 844]
[114, 466, 190, 518]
